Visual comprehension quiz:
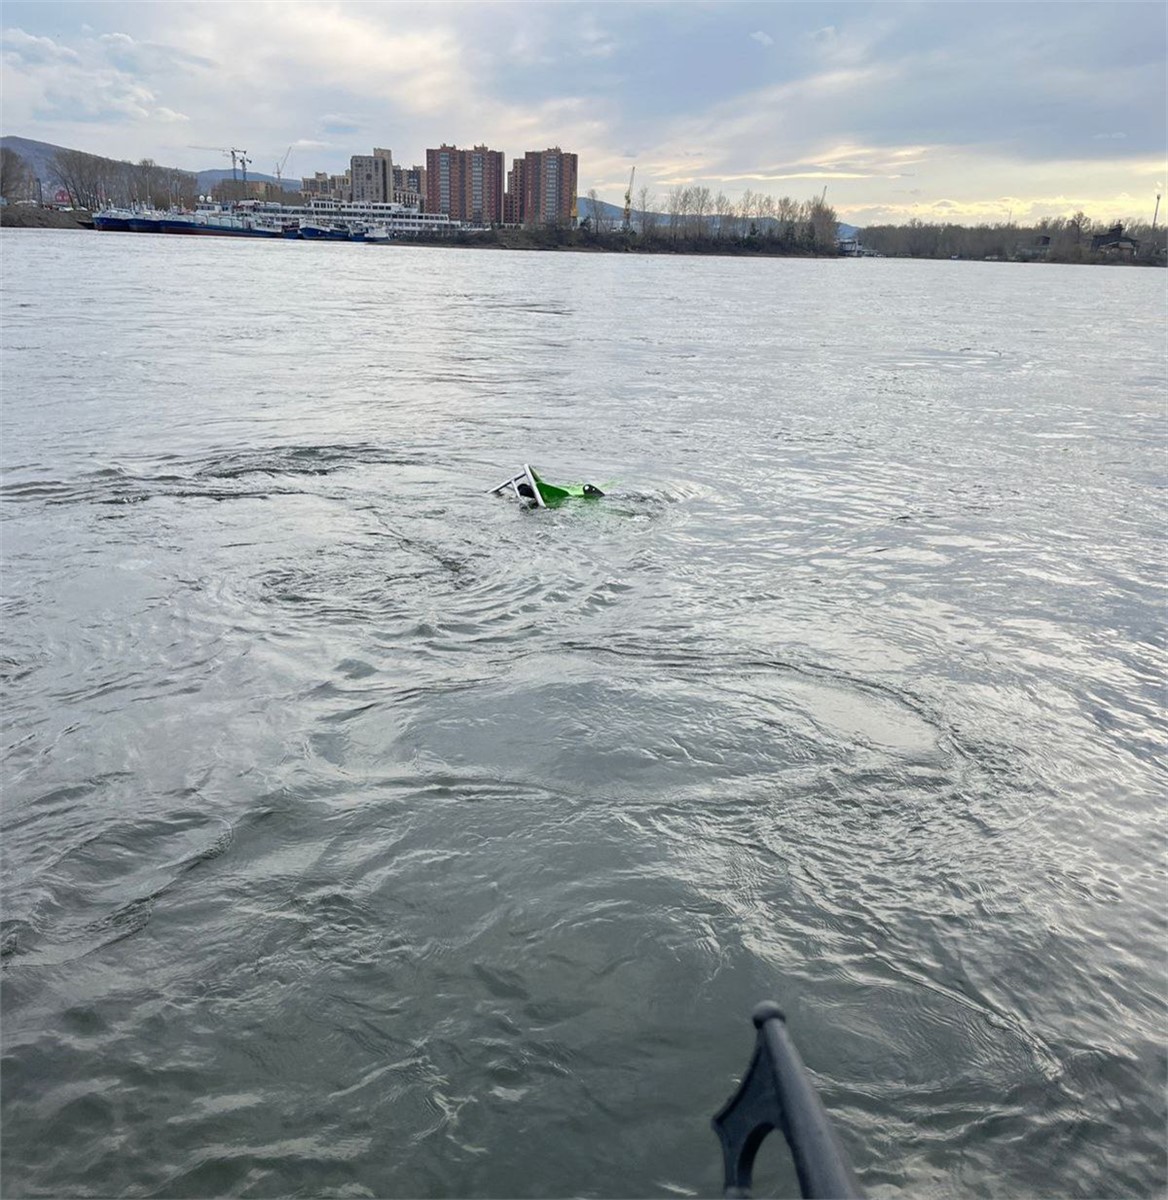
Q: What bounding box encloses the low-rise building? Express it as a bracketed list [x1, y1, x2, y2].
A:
[1091, 222, 1140, 258]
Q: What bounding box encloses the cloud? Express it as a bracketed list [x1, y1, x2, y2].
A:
[576, 13, 618, 58]
[319, 113, 369, 137]
[2, 27, 191, 128]
[176, 4, 467, 119]
[0, 2, 1163, 224]
[2, 27, 81, 64]
[96, 30, 214, 74]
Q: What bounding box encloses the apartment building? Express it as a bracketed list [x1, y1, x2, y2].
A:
[300, 143, 578, 226]
[350, 148, 393, 205]
[393, 163, 427, 195]
[425, 144, 505, 225]
[300, 170, 351, 200]
[392, 163, 427, 209]
[518, 148, 578, 226]
[504, 158, 526, 225]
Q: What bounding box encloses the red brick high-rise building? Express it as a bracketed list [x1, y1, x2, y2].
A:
[425, 144, 505, 226]
[504, 158, 526, 226]
[518, 148, 578, 226]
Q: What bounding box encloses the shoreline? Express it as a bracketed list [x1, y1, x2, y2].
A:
[3, 207, 1161, 265]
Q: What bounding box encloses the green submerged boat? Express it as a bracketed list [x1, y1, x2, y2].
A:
[491, 464, 605, 507]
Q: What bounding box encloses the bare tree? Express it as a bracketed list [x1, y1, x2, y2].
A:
[738, 189, 757, 236]
[667, 185, 685, 239]
[1, 148, 33, 202]
[712, 191, 732, 238]
[583, 187, 601, 233]
[637, 185, 657, 237]
[594, 188, 615, 235]
[1067, 210, 1092, 246]
[48, 147, 195, 210]
[679, 186, 696, 237]
[806, 195, 838, 249]
[775, 195, 798, 244]
[49, 149, 104, 209]
[691, 186, 712, 237]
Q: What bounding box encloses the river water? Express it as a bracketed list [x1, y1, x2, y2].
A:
[1, 229, 1165, 1199]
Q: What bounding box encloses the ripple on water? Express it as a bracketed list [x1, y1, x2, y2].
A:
[2, 808, 233, 967]
[379, 648, 951, 806]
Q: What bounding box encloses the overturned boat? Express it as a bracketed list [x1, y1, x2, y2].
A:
[491, 465, 605, 507]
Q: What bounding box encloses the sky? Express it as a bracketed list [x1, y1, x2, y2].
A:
[2, 1, 1165, 226]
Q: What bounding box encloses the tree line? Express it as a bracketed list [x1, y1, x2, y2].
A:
[857, 212, 1165, 263]
[0, 146, 198, 210]
[583, 184, 840, 253]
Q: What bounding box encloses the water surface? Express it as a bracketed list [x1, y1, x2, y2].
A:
[2, 230, 1165, 1197]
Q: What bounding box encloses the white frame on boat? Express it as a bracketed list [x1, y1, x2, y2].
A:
[490, 464, 545, 507]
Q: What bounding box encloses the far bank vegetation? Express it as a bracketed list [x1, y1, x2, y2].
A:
[860, 214, 1165, 265]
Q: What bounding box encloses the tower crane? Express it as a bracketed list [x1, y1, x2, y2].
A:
[623, 166, 636, 232]
[188, 145, 249, 186]
[274, 146, 292, 186]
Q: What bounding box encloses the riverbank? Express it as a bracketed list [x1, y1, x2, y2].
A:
[0, 206, 92, 230]
[5, 209, 1161, 264]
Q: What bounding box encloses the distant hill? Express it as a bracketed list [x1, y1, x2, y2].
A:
[1, 135, 71, 183]
[577, 196, 626, 223]
[195, 167, 300, 197]
[1, 135, 299, 197]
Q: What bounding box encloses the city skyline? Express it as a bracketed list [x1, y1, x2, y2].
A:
[2, 1, 1164, 226]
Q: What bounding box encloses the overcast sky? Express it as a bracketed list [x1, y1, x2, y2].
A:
[3, 1, 1165, 224]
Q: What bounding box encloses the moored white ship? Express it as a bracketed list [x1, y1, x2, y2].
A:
[91, 198, 461, 241]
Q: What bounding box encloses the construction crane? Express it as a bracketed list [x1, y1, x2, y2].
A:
[274, 146, 292, 186]
[188, 145, 248, 185]
[623, 166, 636, 231]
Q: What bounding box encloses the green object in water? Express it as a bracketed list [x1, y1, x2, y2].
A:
[491, 465, 607, 507]
[529, 468, 605, 505]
